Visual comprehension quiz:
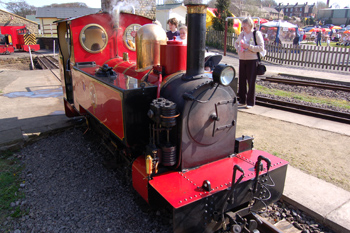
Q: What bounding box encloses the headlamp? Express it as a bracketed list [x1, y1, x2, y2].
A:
[212, 64, 235, 86]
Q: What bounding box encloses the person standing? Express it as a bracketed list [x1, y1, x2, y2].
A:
[316, 31, 322, 46]
[166, 18, 180, 41]
[234, 17, 265, 109]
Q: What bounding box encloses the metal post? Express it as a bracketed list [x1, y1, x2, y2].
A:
[29, 47, 34, 70]
[53, 40, 55, 57]
[224, 20, 227, 56]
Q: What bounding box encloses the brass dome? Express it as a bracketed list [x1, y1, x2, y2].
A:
[136, 24, 167, 72]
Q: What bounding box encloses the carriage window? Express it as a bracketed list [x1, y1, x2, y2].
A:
[79, 24, 108, 53]
[123, 24, 141, 51]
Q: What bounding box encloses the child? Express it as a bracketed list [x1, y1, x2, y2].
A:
[166, 18, 179, 41]
[176, 25, 187, 44]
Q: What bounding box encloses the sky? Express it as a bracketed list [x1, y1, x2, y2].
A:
[0, 0, 349, 10]
[1, 0, 101, 9]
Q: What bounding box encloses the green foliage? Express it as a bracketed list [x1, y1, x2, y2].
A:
[0, 150, 26, 223]
[43, 2, 88, 8]
[5, 0, 36, 18]
[283, 15, 290, 20]
[212, 0, 233, 31]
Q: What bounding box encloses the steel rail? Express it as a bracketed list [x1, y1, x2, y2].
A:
[36, 56, 61, 82]
[262, 77, 350, 92]
[44, 56, 59, 69]
[256, 96, 350, 124]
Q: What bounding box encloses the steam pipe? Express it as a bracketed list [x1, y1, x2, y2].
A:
[184, 0, 208, 80]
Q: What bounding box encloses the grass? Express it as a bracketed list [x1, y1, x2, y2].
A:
[0, 150, 26, 224]
[301, 41, 349, 48]
[256, 84, 350, 111]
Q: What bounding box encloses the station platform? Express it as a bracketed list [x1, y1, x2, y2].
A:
[0, 50, 349, 232]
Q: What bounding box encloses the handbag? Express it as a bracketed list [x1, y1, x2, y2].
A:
[253, 30, 266, 75]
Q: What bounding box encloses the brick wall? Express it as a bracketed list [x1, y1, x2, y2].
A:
[101, 0, 156, 19]
[0, 10, 38, 35]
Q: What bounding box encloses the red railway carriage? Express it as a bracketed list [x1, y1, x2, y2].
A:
[57, 1, 288, 232]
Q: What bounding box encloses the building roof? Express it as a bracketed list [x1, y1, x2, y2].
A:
[0, 9, 38, 25]
[262, 7, 279, 13]
[36, 7, 100, 19]
[156, 3, 185, 10]
[279, 3, 315, 9]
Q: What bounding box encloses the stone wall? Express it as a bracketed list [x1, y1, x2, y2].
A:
[101, 0, 156, 19]
[0, 10, 38, 35]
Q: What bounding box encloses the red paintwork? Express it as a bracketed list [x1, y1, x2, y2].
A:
[72, 67, 125, 140]
[71, 13, 152, 66]
[0, 26, 23, 47]
[22, 44, 40, 52]
[104, 57, 151, 81]
[149, 150, 288, 209]
[160, 40, 187, 75]
[0, 45, 14, 54]
[132, 156, 149, 202]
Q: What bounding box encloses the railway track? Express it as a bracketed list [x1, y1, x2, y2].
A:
[35, 56, 60, 82]
[261, 77, 350, 92]
[36, 56, 59, 70]
[255, 96, 350, 124]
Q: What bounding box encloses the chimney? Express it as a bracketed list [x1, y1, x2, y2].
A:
[184, 0, 207, 79]
[327, 0, 330, 7]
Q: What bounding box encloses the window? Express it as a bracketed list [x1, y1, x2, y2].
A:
[286, 8, 288, 12]
[300, 8, 302, 11]
[79, 24, 108, 54]
[291, 8, 293, 12]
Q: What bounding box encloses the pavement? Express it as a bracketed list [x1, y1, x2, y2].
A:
[0, 50, 349, 233]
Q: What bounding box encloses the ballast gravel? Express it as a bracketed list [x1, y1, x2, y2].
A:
[2, 127, 335, 233]
[3, 128, 172, 233]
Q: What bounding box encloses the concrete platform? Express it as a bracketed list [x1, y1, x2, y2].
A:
[0, 52, 349, 232]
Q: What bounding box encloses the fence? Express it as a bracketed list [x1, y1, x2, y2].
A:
[205, 28, 350, 72]
[264, 43, 350, 71]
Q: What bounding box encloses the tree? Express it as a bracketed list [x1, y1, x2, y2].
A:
[212, 0, 233, 31]
[43, 2, 88, 8]
[261, 0, 277, 7]
[4, 0, 36, 17]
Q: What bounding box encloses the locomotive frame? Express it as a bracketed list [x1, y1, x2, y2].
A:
[57, 1, 288, 232]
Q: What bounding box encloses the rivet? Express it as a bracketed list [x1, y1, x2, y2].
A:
[187, 178, 190, 181]
[194, 195, 197, 197]
[191, 181, 193, 183]
[185, 198, 187, 201]
[179, 201, 182, 203]
[220, 185, 223, 187]
[190, 196, 192, 199]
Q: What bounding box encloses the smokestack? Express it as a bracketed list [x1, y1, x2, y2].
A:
[327, 0, 330, 7]
[184, 0, 208, 79]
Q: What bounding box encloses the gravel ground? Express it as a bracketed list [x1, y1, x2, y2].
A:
[256, 77, 350, 114]
[1, 126, 337, 233]
[1, 128, 173, 233]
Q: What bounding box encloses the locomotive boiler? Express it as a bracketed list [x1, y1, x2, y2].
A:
[57, 1, 288, 232]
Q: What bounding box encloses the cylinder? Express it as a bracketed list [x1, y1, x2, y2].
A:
[184, 2, 207, 79]
[160, 40, 187, 75]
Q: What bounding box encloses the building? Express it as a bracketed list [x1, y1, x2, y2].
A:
[156, 3, 186, 31]
[317, 8, 350, 25]
[0, 9, 39, 35]
[276, 2, 315, 18]
[101, 0, 156, 19]
[36, 7, 100, 36]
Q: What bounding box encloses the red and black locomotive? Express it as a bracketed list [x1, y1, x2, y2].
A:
[57, 1, 288, 232]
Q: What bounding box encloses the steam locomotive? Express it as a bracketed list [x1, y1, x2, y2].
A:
[57, 1, 288, 232]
